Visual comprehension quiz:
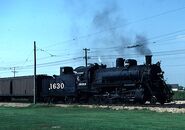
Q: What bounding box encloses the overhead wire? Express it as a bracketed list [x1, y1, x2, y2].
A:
[41, 5, 185, 49]
[88, 29, 185, 51]
[90, 48, 185, 59]
[23, 50, 34, 65]
[0, 47, 184, 72]
[1, 6, 185, 74]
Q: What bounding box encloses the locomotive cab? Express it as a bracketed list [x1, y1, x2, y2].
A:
[75, 64, 101, 90]
[75, 66, 90, 90]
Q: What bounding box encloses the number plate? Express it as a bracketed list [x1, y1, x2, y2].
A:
[49, 83, 65, 90]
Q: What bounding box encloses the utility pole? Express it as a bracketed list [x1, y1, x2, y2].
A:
[83, 48, 90, 67]
[11, 67, 18, 77]
[34, 41, 37, 104]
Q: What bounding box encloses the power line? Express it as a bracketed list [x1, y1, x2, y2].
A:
[23, 50, 34, 65]
[37, 47, 57, 57]
[126, 6, 185, 25]
[88, 29, 185, 51]
[152, 34, 185, 44]
[0, 55, 184, 76]
[42, 6, 185, 49]
[14, 28, 185, 67]
[90, 48, 185, 59]
[20, 57, 83, 70]
[0, 47, 184, 74]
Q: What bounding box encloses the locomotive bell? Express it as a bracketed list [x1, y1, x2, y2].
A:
[145, 55, 152, 65]
[116, 58, 125, 68]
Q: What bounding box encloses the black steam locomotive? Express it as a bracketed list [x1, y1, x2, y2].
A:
[0, 55, 173, 104]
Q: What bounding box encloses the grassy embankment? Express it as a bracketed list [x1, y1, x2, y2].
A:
[0, 105, 185, 130]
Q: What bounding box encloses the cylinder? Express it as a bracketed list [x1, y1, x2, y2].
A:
[145, 55, 152, 65]
[116, 58, 125, 68]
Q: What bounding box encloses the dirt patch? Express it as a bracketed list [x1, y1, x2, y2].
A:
[122, 106, 185, 113]
[1, 101, 185, 113]
[55, 101, 185, 113]
[0, 102, 31, 107]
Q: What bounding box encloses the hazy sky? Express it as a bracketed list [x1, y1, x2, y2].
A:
[0, 0, 185, 86]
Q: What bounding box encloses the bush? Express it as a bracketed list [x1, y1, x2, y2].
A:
[173, 91, 185, 100]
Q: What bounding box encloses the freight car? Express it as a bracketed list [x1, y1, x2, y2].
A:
[0, 75, 51, 101]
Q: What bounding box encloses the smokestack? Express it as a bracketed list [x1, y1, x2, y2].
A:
[145, 55, 152, 65]
[116, 58, 125, 68]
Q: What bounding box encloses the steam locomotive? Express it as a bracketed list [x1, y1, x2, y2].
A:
[0, 55, 173, 104]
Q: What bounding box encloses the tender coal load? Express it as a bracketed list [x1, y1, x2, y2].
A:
[116, 58, 125, 68]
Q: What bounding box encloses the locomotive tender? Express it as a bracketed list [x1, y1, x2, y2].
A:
[0, 55, 173, 104]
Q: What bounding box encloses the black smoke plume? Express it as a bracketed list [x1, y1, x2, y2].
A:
[135, 35, 152, 55]
[91, 2, 152, 65]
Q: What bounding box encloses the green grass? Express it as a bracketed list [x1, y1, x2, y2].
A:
[0, 105, 185, 130]
[173, 91, 185, 100]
